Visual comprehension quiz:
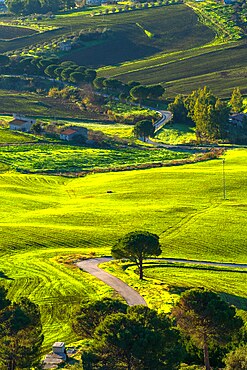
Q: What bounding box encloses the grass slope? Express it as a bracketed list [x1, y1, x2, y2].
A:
[102, 260, 247, 313]
[0, 149, 247, 348]
[100, 40, 247, 97]
[0, 90, 103, 119]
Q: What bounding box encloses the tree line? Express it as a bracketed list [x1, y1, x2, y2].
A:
[73, 292, 246, 370]
[168, 86, 245, 142]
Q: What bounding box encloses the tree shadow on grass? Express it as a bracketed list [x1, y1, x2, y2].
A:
[0, 271, 14, 280]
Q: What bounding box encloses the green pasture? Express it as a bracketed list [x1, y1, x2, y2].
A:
[0, 128, 39, 144]
[0, 149, 247, 348]
[156, 122, 196, 144]
[101, 260, 247, 313]
[74, 121, 134, 139]
[0, 143, 189, 173]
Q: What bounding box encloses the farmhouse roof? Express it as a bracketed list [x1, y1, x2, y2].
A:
[9, 119, 27, 126]
[60, 129, 77, 135]
[53, 342, 65, 347]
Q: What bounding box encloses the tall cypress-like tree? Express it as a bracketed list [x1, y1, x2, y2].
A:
[230, 87, 243, 113]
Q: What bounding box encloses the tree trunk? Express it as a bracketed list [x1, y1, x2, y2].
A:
[139, 256, 143, 280]
[203, 334, 210, 370]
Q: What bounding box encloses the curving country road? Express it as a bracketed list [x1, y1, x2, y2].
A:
[76, 257, 247, 306]
[76, 257, 147, 306]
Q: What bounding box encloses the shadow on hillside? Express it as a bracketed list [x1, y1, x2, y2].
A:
[0, 271, 13, 280]
[143, 263, 247, 275]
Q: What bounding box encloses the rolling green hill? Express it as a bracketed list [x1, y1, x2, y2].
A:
[0, 149, 247, 348]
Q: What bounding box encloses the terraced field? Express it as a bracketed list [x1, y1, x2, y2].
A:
[0, 149, 247, 348]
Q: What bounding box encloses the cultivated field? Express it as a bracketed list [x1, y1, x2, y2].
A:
[0, 149, 247, 348]
[0, 24, 37, 40]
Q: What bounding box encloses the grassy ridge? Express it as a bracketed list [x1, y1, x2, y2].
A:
[1, 149, 247, 348]
[100, 40, 247, 97]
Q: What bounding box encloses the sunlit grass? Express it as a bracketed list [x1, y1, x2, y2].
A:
[1, 149, 247, 349]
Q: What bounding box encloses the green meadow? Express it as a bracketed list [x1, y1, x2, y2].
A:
[0, 148, 247, 348]
[0, 144, 189, 173]
[101, 260, 247, 313]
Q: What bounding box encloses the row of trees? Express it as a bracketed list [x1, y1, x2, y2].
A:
[73, 291, 245, 370]
[0, 55, 97, 83]
[5, 0, 75, 15]
[0, 287, 43, 370]
[1, 55, 165, 103]
[93, 76, 165, 102]
[168, 87, 244, 142]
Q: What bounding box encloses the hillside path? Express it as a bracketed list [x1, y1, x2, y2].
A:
[76, 257, 147, 306]
[76, 257, 247, 306]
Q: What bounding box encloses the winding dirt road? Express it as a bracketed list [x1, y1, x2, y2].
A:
[76, 257, 247, 306]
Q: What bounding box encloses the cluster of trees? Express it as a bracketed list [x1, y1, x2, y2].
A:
[0, 286, 43, 370]
[72, 290, 245, 370]
[168, 86, 244, 142]
[5, 0, 75, 15]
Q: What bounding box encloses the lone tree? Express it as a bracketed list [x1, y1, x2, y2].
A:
[171, 289, 243, 370]
[133, 120, 155, 142]
[112, 231, 161, 279]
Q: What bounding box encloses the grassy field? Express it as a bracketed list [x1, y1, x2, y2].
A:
[0, 128, 39, 144]
[156, 122, 196, 144]
[57, 119, 135, 140]
[0, 149, 247, 349]
[0, 143, 190, 173]
[101, 260, 247, 313]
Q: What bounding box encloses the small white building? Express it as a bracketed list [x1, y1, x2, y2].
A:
[43, 342, 67, 369]
[229, 113, 247, 127]
[9, 114, 36, 132]
[59, 40, 72, 51]
[86, 0, 102, 5]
